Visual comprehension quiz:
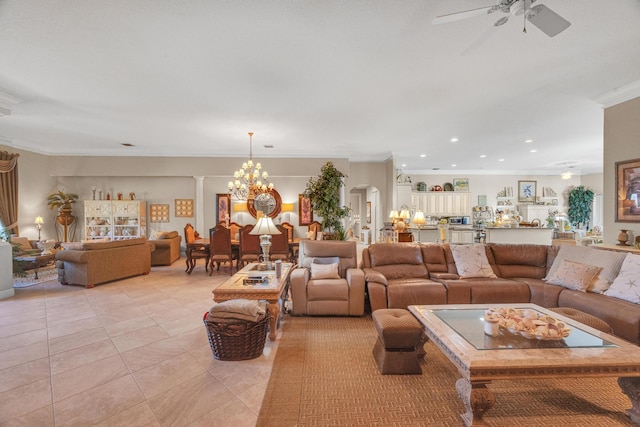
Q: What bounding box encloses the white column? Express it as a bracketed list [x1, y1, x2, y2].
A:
[194, 176, 205, 234]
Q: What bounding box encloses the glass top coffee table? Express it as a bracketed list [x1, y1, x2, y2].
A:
[409, 303, 640, 426]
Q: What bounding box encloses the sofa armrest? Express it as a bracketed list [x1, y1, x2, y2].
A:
[346, 268, 365, 315]
[55, 250, 90, 264]
[290, 267, 310, 315]
[363, 268, 387, 286]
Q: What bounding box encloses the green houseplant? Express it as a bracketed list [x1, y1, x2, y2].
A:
[304, 162, 350, 240]
[47, 190, 79, 211]
[568, 185, 594, 229]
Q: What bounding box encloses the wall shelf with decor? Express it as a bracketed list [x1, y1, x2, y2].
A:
[84, 200, 146, 240]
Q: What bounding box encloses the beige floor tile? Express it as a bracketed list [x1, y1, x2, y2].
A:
[0, 320, 45, 340]
[49, 338, 120, 375]
[0, 357, 50, 394]
[132, 352, 207, 398]
[0, 299, 44, 318]
[0, 309, 45, 329]
[158, 312, 203, 336]
[53, 375, 145, 426]
[0, 378, 52, 424]
[0, 404, 54, 427]
[48, 326, 109, 355]
[0, 328, 47, 352]
[147, 372, 235, 427]
[110, 325, 171, 353]
[187, 398, 257, 427]
[103, 314, 157, 338]
[148, 305, 193, 323]
[46, 315, 102, 340]
[52, 354, 129, 402]
[234, 380, 270, 415]
[0, 341, 49, 371]
[173, 325, 209, 352]
[121, 337, 187, 372]
[92, 402, 160, 427]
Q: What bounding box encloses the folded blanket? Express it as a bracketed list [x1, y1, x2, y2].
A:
[208, 310, 266, 323]
[209, 299, 266, 317]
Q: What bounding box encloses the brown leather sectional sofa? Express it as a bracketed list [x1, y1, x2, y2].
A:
[362, 242, 640, 344]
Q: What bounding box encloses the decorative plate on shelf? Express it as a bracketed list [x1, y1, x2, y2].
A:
[443, 182, 454, 191]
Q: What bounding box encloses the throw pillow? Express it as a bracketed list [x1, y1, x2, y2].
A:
[315, 232, 324, 241]
[545, 245, 626, 294]
[306, 230, 315, 240]
[10, 236, 32, 252]
[545, 259, 602, 292]
[310, 262, 340, 279]
[148, 230, 158, 240]
[61, 242, 84, 250]
[450, 244, 497, 279]
[604, 254, 640, 304]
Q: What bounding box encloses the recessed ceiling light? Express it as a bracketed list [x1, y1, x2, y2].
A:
[525, 139, 533, 143]
[451, 164, 456, 167]
[401, 164, 407, 167]
[480, 154, 486, 158]
[121, 143, 134, 147]
[530, 149, 537, 153]
[450, 138, 458, 143]
[420, 154, 426, 158]
[498, 158, 505, 162]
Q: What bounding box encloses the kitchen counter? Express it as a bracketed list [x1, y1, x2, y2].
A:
[484, 227, 554, 245]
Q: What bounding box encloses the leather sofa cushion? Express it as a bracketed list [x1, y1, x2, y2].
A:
[467, 278, 531, 303]
[386, 279, 446, 308]
[488, 244, 547, 279]
[421, 243, 450, 273]
[366, 243, 424, 267]
[308, 278, 349, 301]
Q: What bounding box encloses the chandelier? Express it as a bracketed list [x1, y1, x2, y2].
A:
[228, 132, 274, 201]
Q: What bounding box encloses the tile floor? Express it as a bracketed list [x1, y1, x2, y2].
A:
[0, 259, 280, 426]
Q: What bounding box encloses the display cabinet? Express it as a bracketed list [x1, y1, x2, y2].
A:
[84, 200, 146, 240]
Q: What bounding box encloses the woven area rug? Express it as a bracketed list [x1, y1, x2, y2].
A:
[258, 316, 634, 426]
[12, 265, 57, 288]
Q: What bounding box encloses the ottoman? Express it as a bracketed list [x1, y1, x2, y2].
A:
[549, 307, 614, 334]
[372, 308, 423, 375]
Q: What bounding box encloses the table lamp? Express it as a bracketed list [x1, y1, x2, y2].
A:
[250, 213, 281, 269]
[397, 209, 410, 232]
[34, 216, 44, 241]
[412, 210, 426, 229]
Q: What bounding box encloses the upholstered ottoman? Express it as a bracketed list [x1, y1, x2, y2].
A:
[372, 308, 423, 375]
[549, 307, 614, 334]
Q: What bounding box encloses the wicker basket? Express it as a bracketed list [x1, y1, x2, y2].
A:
[203, 310, 269, 361]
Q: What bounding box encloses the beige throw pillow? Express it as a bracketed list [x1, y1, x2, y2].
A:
[450, 244, 497, 279]
[545, 259, 602, 292]
[11, 236, 32, 252]
[310, 262, 340, 280]
[604, 254, 640, 304]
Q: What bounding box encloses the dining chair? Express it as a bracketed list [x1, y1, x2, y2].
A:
[281, 221, 296, 261]
[227, 221, 242, 243]
[308, 221, 323, 240]
[238, 224, 261, 268]
[184, 223, 210, 274]
[270, 225, 290, 263]
[209, 224, 237, 275]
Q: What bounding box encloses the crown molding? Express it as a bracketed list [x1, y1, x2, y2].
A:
[0, 90, 22, 116]
[593, 80, 640, 108]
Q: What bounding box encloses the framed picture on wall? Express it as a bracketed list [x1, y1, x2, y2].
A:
[453, 178, 469, 192]
[298, 194, 313, 226]
[366, 201, 372, 224]
[216, 193, 230, 224]
[616, 158, 640, 222]
[518, 180, 537, 203]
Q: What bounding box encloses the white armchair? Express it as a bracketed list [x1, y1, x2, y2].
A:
[290, 239, 365, 316]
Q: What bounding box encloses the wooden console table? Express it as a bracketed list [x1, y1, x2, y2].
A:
[592, 244, 640, 254]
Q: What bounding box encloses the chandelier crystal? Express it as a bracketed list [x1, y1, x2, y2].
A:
[228, 132, 274, 201]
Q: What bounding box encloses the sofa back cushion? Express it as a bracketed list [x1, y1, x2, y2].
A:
[299, 240, 357, 279]
[62, 237, 147, 251]
[421, 243, 450, 273]
[364, 243, 428, 280]
[488, 243, 548, 279]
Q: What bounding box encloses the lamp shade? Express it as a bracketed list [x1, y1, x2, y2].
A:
[250, 216, 281, 235]
[34, 216, 44, 225]
[412, 210, 426, 226]
[399, 209, 411, 220]
[389, 210, 398, 220]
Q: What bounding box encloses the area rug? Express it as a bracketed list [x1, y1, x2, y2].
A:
[257, 316, 634, 426]
[13, 265, 57, 288]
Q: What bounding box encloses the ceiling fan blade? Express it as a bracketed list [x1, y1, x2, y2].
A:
[526, 4, 571, 37]
[432, 5, 494, 25]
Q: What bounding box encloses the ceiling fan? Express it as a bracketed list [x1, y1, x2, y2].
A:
[433, 0, 571, 38]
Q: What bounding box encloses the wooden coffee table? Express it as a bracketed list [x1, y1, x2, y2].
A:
[14, 253, 56, 279]
[409, 303, 640, 426]
[212, 262, 293, 341]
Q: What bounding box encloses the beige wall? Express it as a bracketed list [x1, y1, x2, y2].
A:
[603, 96, 640, 245]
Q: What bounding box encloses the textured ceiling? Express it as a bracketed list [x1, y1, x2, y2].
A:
[1, 0, 640, 176]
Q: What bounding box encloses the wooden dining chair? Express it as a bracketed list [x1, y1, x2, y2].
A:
[281, 221, 296, 261]
[270, 225, 290, 262]
[238, 224, 261, 268]
[227, 221, 242, 243]
[308, 221, 323, 240]
[209, 224, 237, 275]
[184, 223, 210, 274]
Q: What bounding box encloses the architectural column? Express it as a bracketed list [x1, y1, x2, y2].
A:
[194, 176, 205, 234]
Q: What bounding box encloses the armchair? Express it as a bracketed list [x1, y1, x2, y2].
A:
[290, 239, 365, 316]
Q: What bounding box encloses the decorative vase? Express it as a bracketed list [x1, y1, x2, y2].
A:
[617, 229, 630, 246]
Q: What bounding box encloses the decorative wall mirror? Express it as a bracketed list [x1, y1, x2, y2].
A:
[247, 189, 282, 219]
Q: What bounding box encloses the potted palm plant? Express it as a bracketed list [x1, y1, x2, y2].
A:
[47, 190, 79, 242]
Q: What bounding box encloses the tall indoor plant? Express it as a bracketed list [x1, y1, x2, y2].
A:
[568, 185, 594, 229]
[304, 162, 350, 240]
